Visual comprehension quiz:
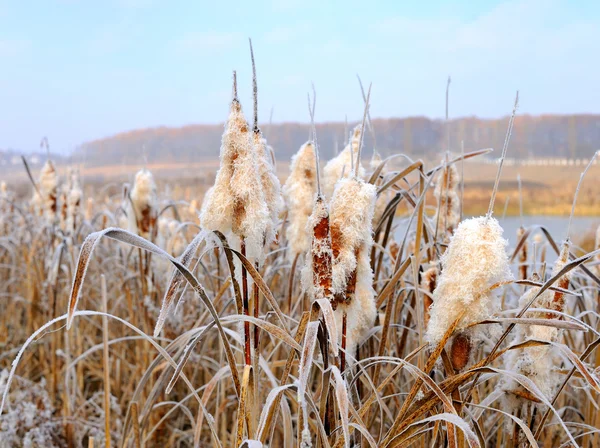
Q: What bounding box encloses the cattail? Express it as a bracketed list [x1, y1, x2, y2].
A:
[127, 168, 158, 239]
[39, 160, 58, 224]
[283, 142, 318, 258]
[0, 181, 9, 215]
[65, 168, 82, 234]
[200, 78, 268, 260]
[420, 265, 438, 329]
[302, 196, 333, 301]
[85, 197, 94, 222]
[426, 217, 513, 350]
[322, 125, 365, 199]
[434, 162, 460, 238]
[30, 190, 43, 216]
[503, 275, 560, 404]
[328, 176, 377, 354]
[389, 238, 400, 261]
[253, 129, 283, 247]
[544, 240, 573, 318]
[517, 226, 528, 279]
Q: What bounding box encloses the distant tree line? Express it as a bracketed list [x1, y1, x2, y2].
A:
[74, 114, 600, 166]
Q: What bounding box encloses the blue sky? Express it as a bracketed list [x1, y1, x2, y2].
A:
[1, 0, 599, 152]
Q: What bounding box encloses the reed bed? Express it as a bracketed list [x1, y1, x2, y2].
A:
[1, 65, 599, 448]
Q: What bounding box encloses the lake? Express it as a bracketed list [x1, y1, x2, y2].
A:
[395, 216, 599, 247]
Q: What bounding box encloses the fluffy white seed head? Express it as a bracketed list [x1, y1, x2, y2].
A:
[39, 160, 58, 223]
[329, 177, 377, 354]
[503, 285, 561, 404]
[253, 131, 283, 247]
[200, 99, 269, 260]
[426, 216, 513, 346]
[301, 196, 332, 301]
[65, 168, 82, 233]
[283, 142, 318, 257]
[85, 197, 94, 222]
[128, 168, 158, 238]
[322, 126, 365, 198]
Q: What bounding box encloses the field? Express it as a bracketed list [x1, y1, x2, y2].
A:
[1, 101, 600, 448]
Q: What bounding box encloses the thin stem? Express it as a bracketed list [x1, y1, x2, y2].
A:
[307, 89, 322, 196]
[101, 275, 111, 448]
[460, 140, 465, 222]
[567, 150, 599, 239]
[249, 38, 258, 132]
[446, 76, 451, 155]
[357, 74, 377, 155]
[241, 240, 251, 366]
[502, 196, 510, 220]
[487, 91, 519, 219]
[355, 82, 372, 177]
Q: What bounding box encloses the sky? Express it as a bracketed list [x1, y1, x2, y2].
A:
[1, 0, 599, 152]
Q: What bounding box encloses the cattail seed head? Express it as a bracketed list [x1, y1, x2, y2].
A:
[328, 176, 377, 354]
[517, 226, 528, 279]
[128, 168, 158, 239]
[420, 265, 438, 329]
[200, 95, 269, 260]
[302, 196, 333, 301]
[434, 162, 460, 238]
[504, 284, 560, 404]
[283, 142, 318, 257]
[253, 130, 283, 247]
[39, 160, 58, 224]
[426, 216, 513, 346]
[85, 197, 94, 222]
[65, 168, 82, 234]
[449, 331, 472, 371]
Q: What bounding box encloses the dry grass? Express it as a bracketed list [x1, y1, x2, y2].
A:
[1, 135, 599, 447]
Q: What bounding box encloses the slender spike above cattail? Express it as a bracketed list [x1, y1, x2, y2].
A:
[445, 76, 451, 154]
[307, 89, 321, 196]
[357, 75, 377, 159]
[232, 70, 238, 101]
[487, 91, 519, 219]
[355, 83, 371, 177]
[249, 38, 258, 132]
